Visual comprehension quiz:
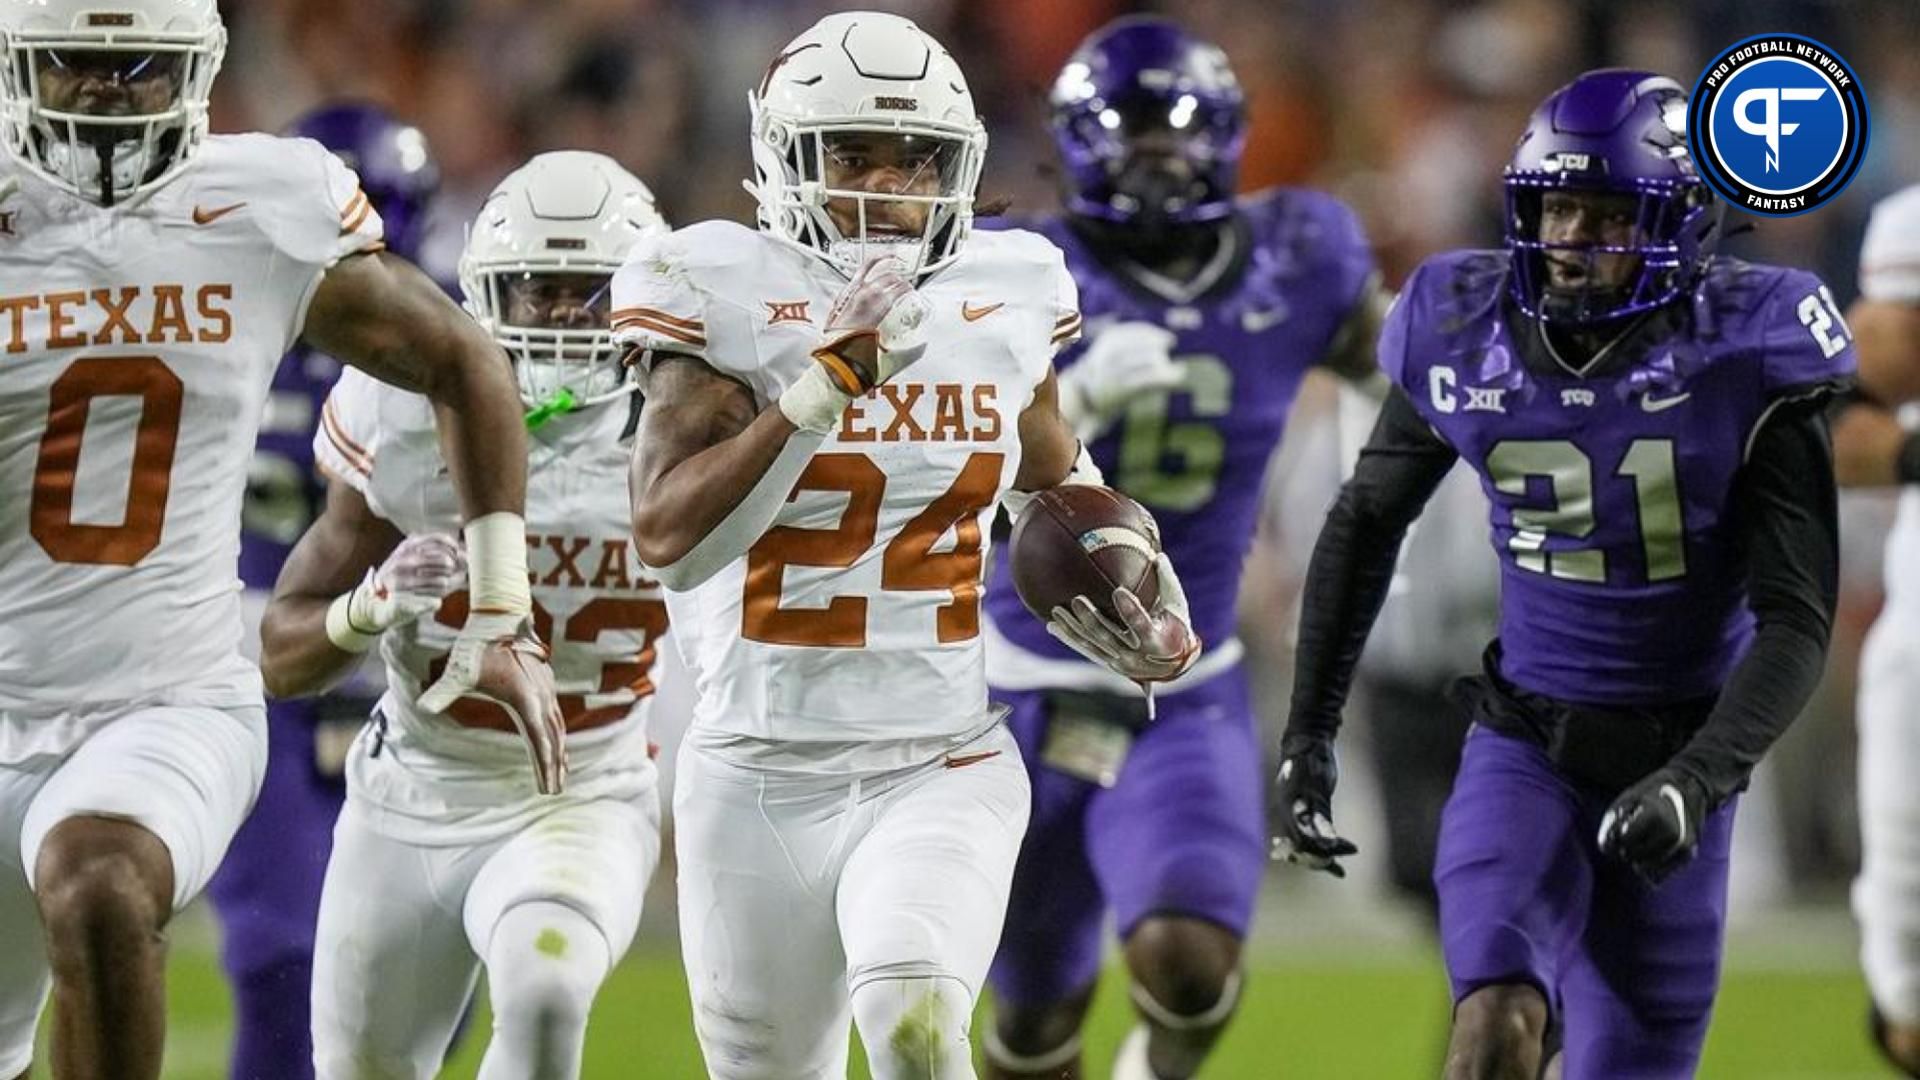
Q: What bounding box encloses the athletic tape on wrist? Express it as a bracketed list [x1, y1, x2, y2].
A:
[324, 591, 379, 653]
[464, 512, 531, 616]
[778, 364, 854, 434]
[1002, 441, 1106, 519]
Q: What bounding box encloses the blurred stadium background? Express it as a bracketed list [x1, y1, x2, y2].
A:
[154, 0, 1920, 1075]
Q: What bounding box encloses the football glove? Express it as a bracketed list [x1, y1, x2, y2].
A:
[780, 254, 931, 432]
[1046, 552, 1200, 685]
[1597, 765, 1709, 884]
[418, 613, 568, 796]
[336, 533, 466, 637]
[1269, 733, 1359, 878]
[1057, 322, 1186, 439]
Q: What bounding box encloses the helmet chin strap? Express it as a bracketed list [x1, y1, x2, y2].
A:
[522, 386, 578, 431]
[95, 140, 117, 208]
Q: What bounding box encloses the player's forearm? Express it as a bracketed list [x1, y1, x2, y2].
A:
[259, 595, 367, 699]
[1829, 391, 1907, 487]
[425, 337, 530, 521]
[630, 407, 825, 588]
[1671, 403, 1838, 803]
[1286, 388, 1458, 741]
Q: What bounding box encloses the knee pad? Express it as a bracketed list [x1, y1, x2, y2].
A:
[483, 901, 610, 1034]
[851, 975, 974, 1080]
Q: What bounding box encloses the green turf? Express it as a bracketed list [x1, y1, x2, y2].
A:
[140, 941, 1888, 1078]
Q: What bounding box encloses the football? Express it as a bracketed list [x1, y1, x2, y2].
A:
[1008, 485, 1161, 625]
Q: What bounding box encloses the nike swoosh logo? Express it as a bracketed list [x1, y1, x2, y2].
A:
[961, 301, 1004, 322]
[1640, 391, 1690, 413]
[192, 202, 246, 225]
[943, 750, 1003, 769]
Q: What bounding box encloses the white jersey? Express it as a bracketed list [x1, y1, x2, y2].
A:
[1861, 184, 1920, 622]
[0, 134, 384, 760]
[612, 221, 1076, 754]
[313, 369, 665, 839]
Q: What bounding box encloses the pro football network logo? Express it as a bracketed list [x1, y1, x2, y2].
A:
[1688, 33, 1868, 216]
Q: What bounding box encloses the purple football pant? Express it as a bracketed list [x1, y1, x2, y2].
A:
[987, 667, 1265, 1006]
[207, 708, 342, 1080]
[1436, 725, 1736, 1080]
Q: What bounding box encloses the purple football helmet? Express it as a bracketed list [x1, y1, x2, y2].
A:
[285, 103, 439, 262]
[1504, 69, 1723, 325]
[1049, 16, 1246, 227]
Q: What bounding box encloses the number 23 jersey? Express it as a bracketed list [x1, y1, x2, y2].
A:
[1386, 250, 1855, 705]
[612, 221, 1075, 745]
[0, 134, 383, 747]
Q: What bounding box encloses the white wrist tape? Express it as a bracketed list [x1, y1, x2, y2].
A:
[464, 511, 531, 616]
[324, 590, 379, 653]
[777, 364, 855, 434]
[1002, 440, 1105, 520]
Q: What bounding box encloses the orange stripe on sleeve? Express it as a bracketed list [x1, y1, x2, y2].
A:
[612, 314, 707, 348]
[610, 306, 704, 332]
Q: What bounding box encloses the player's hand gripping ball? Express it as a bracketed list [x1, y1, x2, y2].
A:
[1009, 485, 1198, 684]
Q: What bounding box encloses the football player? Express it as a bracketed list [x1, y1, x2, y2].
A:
[614, 12, 1198, 1079]
[1270, 70, 1851, 1079]
[973, 18, 1387, 1080]
[1835, 182, 1920, 1078]
[0, 2, 560, 1077]
[261, 151, 669, 1079]
[205, 100, 442, 1080]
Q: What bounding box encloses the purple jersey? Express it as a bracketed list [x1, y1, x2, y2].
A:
[1385, 251, 1855, 705]
[983, 189, 1375, 657]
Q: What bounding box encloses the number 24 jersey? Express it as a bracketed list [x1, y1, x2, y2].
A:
[612, 221, 1077, 745]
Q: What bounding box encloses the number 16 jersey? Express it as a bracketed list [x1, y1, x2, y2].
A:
[612, 221, 1075, 749]
[1385, 250, 1855, 706]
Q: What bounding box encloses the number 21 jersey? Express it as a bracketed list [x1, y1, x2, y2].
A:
[1386, 250, 1855, 705]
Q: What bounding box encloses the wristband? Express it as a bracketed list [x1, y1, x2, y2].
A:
[778, 364, 854, 434]
[465, 512, 532, 616]
[324, 590, 379, 653]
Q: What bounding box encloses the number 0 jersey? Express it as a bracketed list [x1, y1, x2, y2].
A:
[1386, 250, 1855, 705]
[314, 371, 663, 839]
[0, 134, 384, 757]
[612, 220, 1074, 749]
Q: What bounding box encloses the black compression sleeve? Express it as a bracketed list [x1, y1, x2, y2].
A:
[1671, 399, 1840, 804]
[1285, 386, 1460, 743]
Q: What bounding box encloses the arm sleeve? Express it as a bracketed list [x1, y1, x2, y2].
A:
[1670, 399, 1839, 804]
[1285, 384, 1461, 741]
[310, 368, 384, 495]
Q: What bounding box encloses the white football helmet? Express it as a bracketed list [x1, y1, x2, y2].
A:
[0, 0, 224, 205]
[747, 10, 986, 278]
[460, 150, 668, 420]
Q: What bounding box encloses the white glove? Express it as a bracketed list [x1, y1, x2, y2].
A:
[338, 533, 465, 635]
[417, 611, 568, 795]
[1058, 322, 1185, 439]
[780, 254, 931, 432]
[1046, 552, 1201, 685]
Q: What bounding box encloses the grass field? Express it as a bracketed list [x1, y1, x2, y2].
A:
[141, 917, 1891, 1079]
